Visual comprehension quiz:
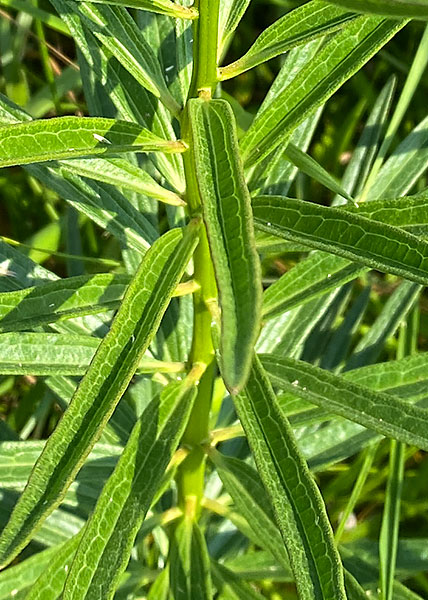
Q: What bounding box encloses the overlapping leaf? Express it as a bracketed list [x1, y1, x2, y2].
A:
[220, 1, 356, 79]
[241, 16, 406, 166]
[234, 355, 346, 600]
[327, 0, 428, 19]
[253, 196, 428, 286]
[74, 0, 197, 18]
[62, 379, 197, 600]
[188, 98, 261, 393]
[0, 222, 199, 567]
[0, 117, 185, 168]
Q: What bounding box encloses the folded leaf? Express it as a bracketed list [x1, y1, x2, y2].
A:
[234, 354, 346, 600]
[0, 117, 185, 168]
[188, 98, 262, 393]
[253, 195, 428, 286]
[0, 222, 199, 567]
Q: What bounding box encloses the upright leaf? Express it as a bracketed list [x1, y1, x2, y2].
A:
[220, 1, 356, 79]
[241, 16, 406, 167]
[187, 98, 262, 393]
[0, 222, 200, 567]
[234, 354, 346, 600]
[169, 516, 213, 600]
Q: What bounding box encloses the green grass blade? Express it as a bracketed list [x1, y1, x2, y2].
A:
[220, 1, 356, 79]
[326, 0, 428, 19]
[253, 196, 428, 286]
[241, 16, 406, 167]
[0, 117, 185, 168]
[234, 354, 346, 600]
[62, 379, 198, 600]
[169, 516, 213, 600]
[74, 0, 197, 18]
[188, 99, 262, 393]
[379, 440, 405, 600]
[0, 222, 200, 567]
[262, 355, 428, 450]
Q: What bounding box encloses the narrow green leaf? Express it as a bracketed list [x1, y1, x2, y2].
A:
[219, 0, 252, 56]
[0, 332, 185, 375]
[26, 534, 83, 600]
[188, 98, 262, 393]
[0, 222, 199, 567]
[262, 354, 428, 450]
[0, 117, 185, 168]
[211, 561, 267, 600]
[169, 516, 213, 600]
[67, 2, 181, 115]
[0, 544, 60, 599]
[62, 379, 198, 600]
[241, 16, 406, 167]
[220, 1, 356, 79]
[327, 0, 428, 19]
[74, 0, 197, 18]
[253, 196, 428, 286]
[210, 451, 290, 571]
[61, 157, 185, 206]
[234, 354, 346, 600]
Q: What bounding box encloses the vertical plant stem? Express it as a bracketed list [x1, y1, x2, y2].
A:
[176, 0, 220, 520]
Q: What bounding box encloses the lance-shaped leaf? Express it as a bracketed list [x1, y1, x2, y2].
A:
[0, 332, 185, 375]
[326, 0, 428, 19]
[188, 98, 262, 394]
[220, 1, 356, 79]
[0, 117, 185, 168]
[67, 2, 180, 115]
[0, 273, 195, 333]
[62, 378, 198, 600]
[26, 534, 83, 600]
[253, 196, 428, 286]
[74, 0, 197, 18]
[0, 222, 200, 568]
[233, 354, 346, 600]
[219, 0, 252, 55]
[241, 16, 406, 167]
[61, 157, 185, 206]
[261, 354, 428, 450]
[169, 516, 213, 600]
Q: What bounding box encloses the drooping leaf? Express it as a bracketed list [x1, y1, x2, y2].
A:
[241, 16, 406, 167]
[0, 117, 185, 168]
[220, 1, 356, 79]
[234, 354, 346, 600]
[0, 222, 199, 567]
[187, 98, 262, 393]
[62, 378, 198, 600]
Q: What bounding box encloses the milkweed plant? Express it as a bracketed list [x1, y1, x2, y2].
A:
[1, 0, 428, 598]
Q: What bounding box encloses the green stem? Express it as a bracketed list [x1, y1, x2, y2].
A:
[176, 0, 220, 520]
[188, 0, 220, 99]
